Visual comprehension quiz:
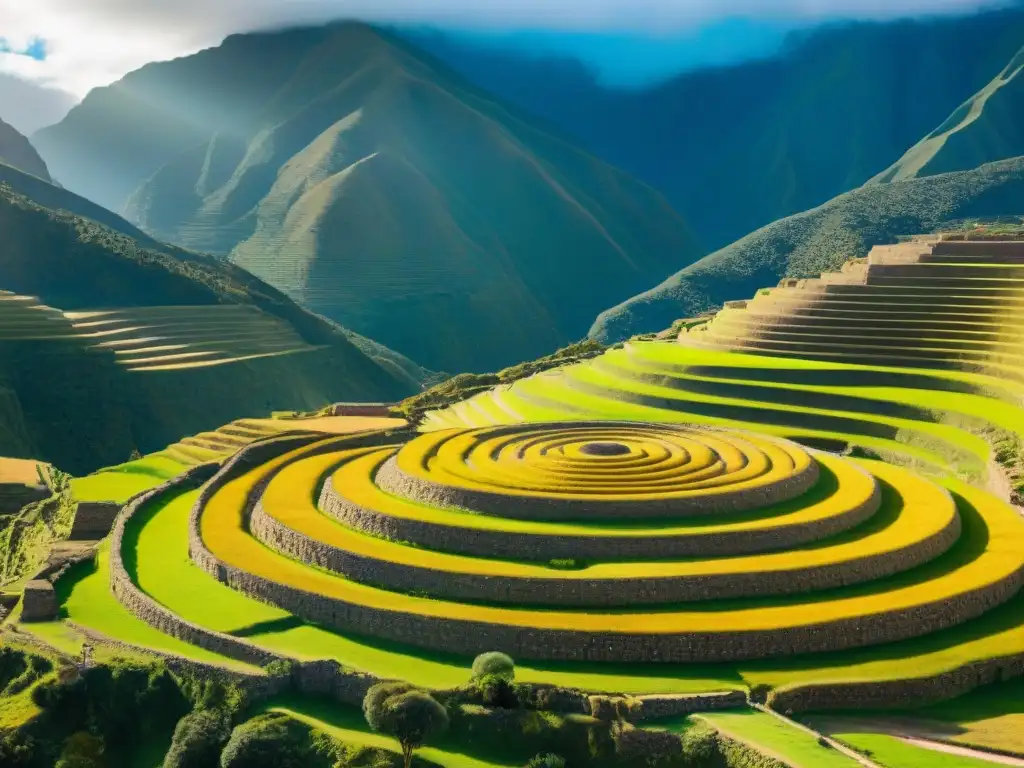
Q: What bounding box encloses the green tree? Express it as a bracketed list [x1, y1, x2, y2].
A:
[363, 685, 448, 768]
[163, 708, 232, 768]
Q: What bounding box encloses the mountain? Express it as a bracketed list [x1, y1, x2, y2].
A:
[404, 7, 1024, 251]
[0, 116, 50, 181]
[870, 46, 1024, 183]
[590, 157, 1024, 342]
[33, 23, 700, 374]
[0, 165, 418, 474]
[0, 74, 77, 136]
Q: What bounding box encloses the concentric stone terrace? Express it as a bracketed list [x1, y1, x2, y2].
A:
[162, 421, 1024, 665]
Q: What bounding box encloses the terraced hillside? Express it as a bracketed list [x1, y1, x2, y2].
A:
[64, 305, 320, 372]
[678, 238, 1024, 378]
[13, 233, 1024, 766]
[0, 172, 419, 473]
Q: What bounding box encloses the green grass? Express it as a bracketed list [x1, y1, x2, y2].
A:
[122, 485, 743, 693]
[70, 455, 190, 503]
[833, 732, 1001, 767]
[681, 709, 862, 767]
[28, 542, 254, 670]
[265, 697, 517, 768]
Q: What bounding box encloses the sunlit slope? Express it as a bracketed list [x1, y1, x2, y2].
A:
[591, 158, 1024, 342]
[112, 23, 700, 372]
[871, 46, 1024, 183]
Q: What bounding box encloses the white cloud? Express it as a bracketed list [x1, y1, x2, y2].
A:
[0, 0, 1013, 96]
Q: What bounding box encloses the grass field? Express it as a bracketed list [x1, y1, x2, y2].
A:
[684, 709, 862, 767]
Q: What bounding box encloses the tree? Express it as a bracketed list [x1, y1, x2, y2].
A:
[471, 652, 515, 681]
[363, 684, 449, 768]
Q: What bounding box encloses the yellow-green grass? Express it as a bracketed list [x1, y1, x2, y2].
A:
[70, 454, 191, 503]
[0, 457, 44, 485]
[0, 672, 52, 730]
[268, 698, 518, 768]
[265, 450, 957, 594]
[832, 732, 1001, 767]
[432, 371, 956, 474]
[393, 425, 813, 501]
[202, 440, 1024, 638]
[122, 483, 741, 692]
[28, 541, 254, 670]
[328, 447, 877, 542]
[681, 710, 863, 767]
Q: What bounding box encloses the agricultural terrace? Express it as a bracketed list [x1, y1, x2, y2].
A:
[20, 235, 1024, 738]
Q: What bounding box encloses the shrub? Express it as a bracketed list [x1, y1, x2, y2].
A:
[471, 652, 515, 681]
[163, 708, 232, 768]
[363, 682, 416, 733]
[55, 732, 104, 768]
[526, 753, 566, 768]
[219, 713, 328, 768]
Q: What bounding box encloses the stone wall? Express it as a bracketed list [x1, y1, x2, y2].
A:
[20, 580, 57, 622]
[319, 471, 881, 561]
[631, 691, 747, 721]
[187, 432, 1024, 663]
[69, 501, 120, 540]
[253, 487, 956, 606]
[0, 483, 49, 514]
[769, 652, 1024, 714]
[375, 442, 820, 521]
[326, 403, 396, 417]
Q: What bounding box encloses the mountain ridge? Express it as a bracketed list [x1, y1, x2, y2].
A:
[0, 116, 51, 182]
[39, 22, 700, 373]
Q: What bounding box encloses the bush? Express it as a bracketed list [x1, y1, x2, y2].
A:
[471, 652, 515, 681]
[163, 708, 232, 768]
[526, 753, 566, 768]
[220, 713, 329, 768]
[363, 682, 416, 733]
[55, 732, 104, 768]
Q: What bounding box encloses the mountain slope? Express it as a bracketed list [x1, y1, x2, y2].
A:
[36, 23, 701, 373]
[870, 46, 1024, 183]
[590, 157, 1024, 341]
[0, 117, 50, 181]
[405, 7, 1024, 251]
[0, 167, 418, 473]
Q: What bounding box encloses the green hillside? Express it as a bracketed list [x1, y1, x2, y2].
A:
[0, 174, 418, 473]
[407, 7, 1024, 252]
[0, 117, 50, 182]
[871, 46, 1024, 183]
[590, 157, 1024, 342]
[35, 22, 701, 373]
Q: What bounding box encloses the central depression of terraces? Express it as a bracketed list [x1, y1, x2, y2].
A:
[185, 422, 1024, 664]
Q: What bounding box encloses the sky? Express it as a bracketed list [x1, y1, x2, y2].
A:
[0, 0, 1016, 117]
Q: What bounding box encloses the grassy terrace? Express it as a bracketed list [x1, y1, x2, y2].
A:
[262, 450, 960, 600]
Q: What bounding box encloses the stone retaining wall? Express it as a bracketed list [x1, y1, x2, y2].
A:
[375, 440, 820, 521]
[0, 483, 49, 514]
[318, 471, 881, 561]
[254, 485, 956, 606]
[193, 516, 1024, 662]
[107, 464, 280, 667]
[769, 652, 1024, 713]
[630, 691, 747, 721]
[20, 580, 57, 622]
[69, 501, 120, 540]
